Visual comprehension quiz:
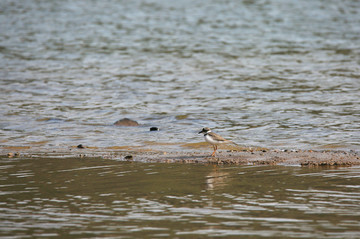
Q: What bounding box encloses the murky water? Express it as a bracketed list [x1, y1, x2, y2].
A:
[1, 0, 360, 150]
[0, 157, 359, 238]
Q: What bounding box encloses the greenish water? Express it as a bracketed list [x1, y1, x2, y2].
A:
[1, 157, 360, 238]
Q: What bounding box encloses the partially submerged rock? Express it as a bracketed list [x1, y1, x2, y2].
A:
[124, 155, 133, 160]
[114, 118, 139, 126]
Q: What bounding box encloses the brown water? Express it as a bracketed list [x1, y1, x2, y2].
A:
[1, 157, 360, 238]
[1, 0, 360, 151]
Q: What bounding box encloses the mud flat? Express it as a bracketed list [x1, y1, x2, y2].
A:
[119, 149, 360, 166]
[2, 145, 360, 167]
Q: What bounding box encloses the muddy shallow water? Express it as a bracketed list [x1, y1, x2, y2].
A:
[1, 157, 360, 238]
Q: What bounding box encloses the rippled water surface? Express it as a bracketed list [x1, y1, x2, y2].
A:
[1, 0, 360, 150]
[0, 157, 360, 238]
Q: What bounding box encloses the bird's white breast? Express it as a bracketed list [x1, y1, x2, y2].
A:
[205, 134, 219, 145]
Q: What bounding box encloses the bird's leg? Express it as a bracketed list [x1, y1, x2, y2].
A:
[211, 145, 216, 157]
[211, 145, 218, 157]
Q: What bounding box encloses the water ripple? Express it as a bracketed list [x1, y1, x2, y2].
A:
[1, 158, 360, 237]
[0, 0, 359, 150]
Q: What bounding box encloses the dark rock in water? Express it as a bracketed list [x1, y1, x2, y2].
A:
[124, 155, 133, 160]
[114, 118, 139, 126]
[150, 127, 159, 131]
[77, 144, 85, 149]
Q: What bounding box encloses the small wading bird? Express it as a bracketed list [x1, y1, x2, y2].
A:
[198, 127, 235, 157]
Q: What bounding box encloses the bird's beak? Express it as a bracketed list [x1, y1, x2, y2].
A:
[198, 130, 204, 134]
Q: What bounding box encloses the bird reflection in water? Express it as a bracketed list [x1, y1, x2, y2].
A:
[205, 168, 230, 190]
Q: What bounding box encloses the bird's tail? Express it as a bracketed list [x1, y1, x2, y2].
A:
[225, 140, 239, 146]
